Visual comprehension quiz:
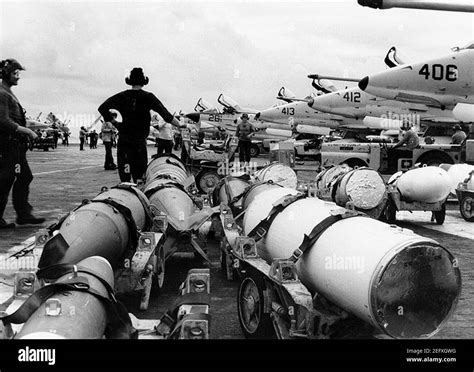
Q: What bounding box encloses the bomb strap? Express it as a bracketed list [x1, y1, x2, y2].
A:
[247, 192, 306, 243]
[113, 183, 154, 229]
[230, 179, 284, 207]
[144, 181, 187, 197]
[289, 209, 368, 264]
[1, 264, 137, 339]
[155, 292, 211, 337]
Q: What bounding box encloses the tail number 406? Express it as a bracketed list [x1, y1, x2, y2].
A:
[419, 64, 458, 82]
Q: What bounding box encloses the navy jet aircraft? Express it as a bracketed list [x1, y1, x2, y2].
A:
[357, 1, 474, 122]
[185, 94, 294, 139]
[359, 42, 474, 123]
[307, 47, 462, 127]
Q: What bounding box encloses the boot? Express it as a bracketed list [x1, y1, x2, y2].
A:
[16, 215, 46, 225]
[0, 218, 15, 229]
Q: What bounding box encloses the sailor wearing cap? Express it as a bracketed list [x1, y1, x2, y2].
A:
[0, 59, 45, 228]
[235, 112, 256, 165]
[451, 124, 467, 145]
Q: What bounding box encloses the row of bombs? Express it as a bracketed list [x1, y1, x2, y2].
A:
[0, 154, 216, 339]
[306, 162, 474, 222]
[1, 157, 467, 339]
[211, 162, 462, 339]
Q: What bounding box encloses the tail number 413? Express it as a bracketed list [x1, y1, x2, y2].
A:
[419, 64, 458, 82]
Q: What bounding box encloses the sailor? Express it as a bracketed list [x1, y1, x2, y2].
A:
[0, 59, 45, 228]
[451, 124, 467, 145]
[387, 119, 420, 171]
[79, 126, 87, 151]
[101, 112, 117, 170]
[392, 120, 420, 151]
[235, 113, 256, 166]
[154, 120, 174, 155]
[98, 67, 186, 183]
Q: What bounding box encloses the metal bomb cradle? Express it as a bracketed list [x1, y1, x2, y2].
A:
[180, 128, 239, 194]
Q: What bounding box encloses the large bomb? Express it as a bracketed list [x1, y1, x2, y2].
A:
[444, 163, 474, 194]
[212, 176, 251, 208]
[389, 166, 452, 203]
[242, 186, 461, 338]
[144, 154, 215, 235]
[145, 154, 189, 185]
[253, 163, 298, 189]
[16, 256, 114, 339]
[38, 184, 149, 269]
[314, 165, 387, 216]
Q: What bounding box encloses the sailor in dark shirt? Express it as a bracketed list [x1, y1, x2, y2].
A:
[451, 124, 467, 145]
[98, 67, 185, 183]
[235, 113, 256, 165]
[0, 59, 45, 228]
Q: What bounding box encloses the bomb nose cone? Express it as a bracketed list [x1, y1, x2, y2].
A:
[254, 112, 260, 120]
[371, 242, 461, 338]
[359, 76, 369, 91]
[185, 113, 201, 123]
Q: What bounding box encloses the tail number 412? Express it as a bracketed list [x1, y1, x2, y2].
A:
[419, 64, 458, 82]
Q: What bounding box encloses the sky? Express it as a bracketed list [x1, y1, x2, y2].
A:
[1, 0, 473, 135]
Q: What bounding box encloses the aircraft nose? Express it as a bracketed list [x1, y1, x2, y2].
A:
[357, 0, 383, 9]
[185, 113, 201, 123]
[255, 112, 260, 120]
[358, 76, 369, 91]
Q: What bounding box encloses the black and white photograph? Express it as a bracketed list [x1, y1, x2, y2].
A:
[0, 0, 473, 370]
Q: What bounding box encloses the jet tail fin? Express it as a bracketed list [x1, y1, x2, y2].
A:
[276, 86, 297, 103]
[194, 98, 218, 112]
[384, 46, 405, 68]
[311, 78, 338, 94]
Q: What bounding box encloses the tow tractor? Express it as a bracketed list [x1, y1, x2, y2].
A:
[180, 128, 238, 194]
[321, 140, 473, 173]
